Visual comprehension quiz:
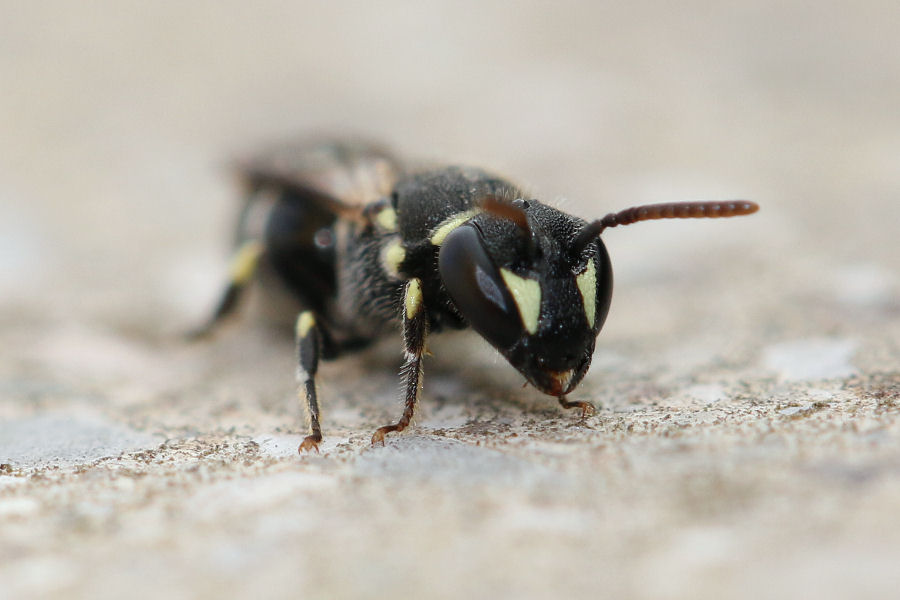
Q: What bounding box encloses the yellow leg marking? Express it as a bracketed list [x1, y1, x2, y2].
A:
[429, 209, 481, 246]
[374, 206, 398, 232]
[296, 311, 316, 339]
[576, 258, 597, 327]
[381, 239, 406, 278]
[499, 268, 541, 334]
[405, 279, 424, 319]
[229, 240, 265, 285]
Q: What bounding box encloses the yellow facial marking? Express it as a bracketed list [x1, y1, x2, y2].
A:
[296, 311, 316, 339]
[375, 206, 398, 231]
[500, 269, 541, 334]
[382, 239, 406, 278]
[229, 240, 264, 285]
[576, 259, 597, 327]
[429, 209, 481, 246]
[405, 279, 424, 319]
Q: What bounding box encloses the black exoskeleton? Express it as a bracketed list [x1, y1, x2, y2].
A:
[194, 139, 758, 452]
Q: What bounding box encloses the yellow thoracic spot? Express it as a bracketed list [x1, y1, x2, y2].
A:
[429, 209, 481, 246]
[405, 279, 424, 319]
[375, 206, 398, 231]
[229, 240, 265, 284]
[382, 239, 406, 278]
[296, 311, 316, 338]
[576, 258, 597, 327]
[499, 269, 541, 334]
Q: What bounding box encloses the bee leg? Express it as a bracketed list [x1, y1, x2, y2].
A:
[187, 240, 265, 339]
[372, 279, 428, 446]
[296, 311, 326, 453]
[558, 397, 595, 420]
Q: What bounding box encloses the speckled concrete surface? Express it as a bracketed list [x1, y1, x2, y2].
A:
[2, 3, 899, 599]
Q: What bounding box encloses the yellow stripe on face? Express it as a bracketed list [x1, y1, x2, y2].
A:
[576, 259, 597, 327]
[429, 209, 481, 246]
[405, 278, 424, 319]
[296, 311, 316, 339]
[229, 240, 265, 285]
[500, 269, 541, 334]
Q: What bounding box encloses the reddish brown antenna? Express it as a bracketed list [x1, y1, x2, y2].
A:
[481, 195, 531, 235]
[573, 200, 759, 256]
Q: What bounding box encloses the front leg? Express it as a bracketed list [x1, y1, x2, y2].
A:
[558, 397, 595, 419]
[372, 278, 428, 445]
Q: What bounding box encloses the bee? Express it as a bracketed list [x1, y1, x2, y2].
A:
[193, 139, 758, 452]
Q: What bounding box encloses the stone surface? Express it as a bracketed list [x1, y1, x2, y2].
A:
[2, 3, 899, 599]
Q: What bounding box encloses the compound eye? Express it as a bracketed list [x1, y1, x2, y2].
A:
[438, 224, 522, 349]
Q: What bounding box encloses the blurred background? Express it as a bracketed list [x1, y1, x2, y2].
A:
[3, 2, 897, 326]
[2, 2, 899, 598]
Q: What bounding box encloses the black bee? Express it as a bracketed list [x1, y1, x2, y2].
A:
[194, 139, 758, 452]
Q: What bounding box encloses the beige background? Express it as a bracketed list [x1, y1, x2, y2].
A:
[2, 2, 899, 599]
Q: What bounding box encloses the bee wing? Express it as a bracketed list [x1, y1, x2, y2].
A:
[237, 139, 404, 218]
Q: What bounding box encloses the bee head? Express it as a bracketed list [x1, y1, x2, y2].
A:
[438, 197, 612, 396]
[438, 196, 758, 397]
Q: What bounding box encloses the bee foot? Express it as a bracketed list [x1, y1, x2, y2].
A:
[298, 435, 321, 454]
[371, 425, 401, 446]
[558, 397, 595, 421]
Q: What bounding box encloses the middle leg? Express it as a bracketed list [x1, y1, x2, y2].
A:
[296, 310, 324, 453]
[294, 310, 375, 453]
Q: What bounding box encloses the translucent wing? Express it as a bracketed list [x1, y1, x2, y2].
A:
[237, 138, 404, 217]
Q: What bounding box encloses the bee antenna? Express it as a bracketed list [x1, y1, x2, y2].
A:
[481, 194, 541, 257]
[572, 200, 759, 257]
[481, 195, 531, 235]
